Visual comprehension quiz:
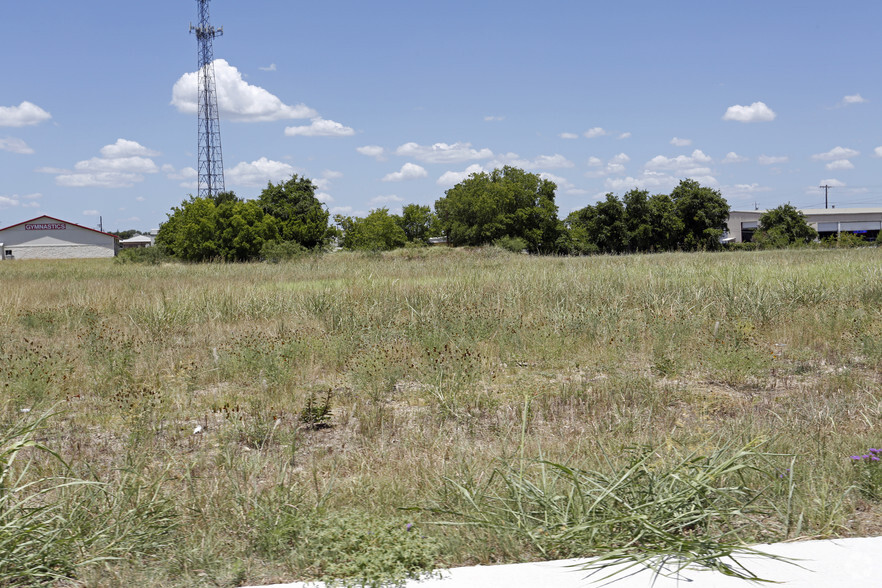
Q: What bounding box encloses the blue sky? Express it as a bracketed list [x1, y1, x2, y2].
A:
[2, 0, 881, 232]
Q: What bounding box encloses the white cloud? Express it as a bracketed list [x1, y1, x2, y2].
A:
[382, 163, 428, 182]
[436, 164, 484, 187]
[225, 157, 295, 186]
[259, 63, 277, 72]
[583, 127, 607, 138]
[371, 194, 404, 204]
[285, 118, 355, 137]
[0, 193, 40, 209]
[49, 139, 162, 188]
[316, 192, 334, 203]
[396, 142, 493, 164]
[82, 210, 100, 216]
[484, 115, 504, 122]
[725, 183, 772, 196]
[0, 101, 51, 127]
[618, 132, 632, 139]
[492, 153, 574, 169]
[0, 137, 34, 154]
[839, 94, 867, 106]
[559, 132, 579, 140]
[670, 137, 692, 147]
[819, 178, 846, 187]
[100, 138, 160, 159]
[533, 154, 574, 169]
[164, 166, 198, 183]
[57, 173, 143, 188]
[645, 149, 712, 176]
[722, 101, 776, 123]
[172, 59, 317, 122]
[812, 146, 859, 161]
[585, 153, 631, 178]
[758, 155, 789, 165]
[538, 173, 586, 195]
[826, 159, 854, 170]
[74, 156, 158, 174]
[357, 145, 387, 160]
[722, 152, 748, 164]
[875, 146, 882, 158]
[314, 170, 342, 196]
[605, 170, 717, 193]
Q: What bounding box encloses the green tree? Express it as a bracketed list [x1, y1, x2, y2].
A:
[257, 175, 330, 249]
[434, 166, 560, 253]
[588, 194, 628, 254]
[156, 194, 277, 262]
[156, 196, 221, 261]
[647, 193, 684, 251]
[337, 208, 407, 251]
[396, 204, 440, 244]
[670, 179, 730, 250]
[755, 203, 817, 247]
[561, 209, 598, 255]
[622, 189, 652, 252]
[110, 229, 140, 240]
[214, 199, 277, 261]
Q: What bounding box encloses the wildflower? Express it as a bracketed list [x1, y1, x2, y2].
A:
[406, 523, 413, 532]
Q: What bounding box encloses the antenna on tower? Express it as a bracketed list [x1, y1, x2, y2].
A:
[190, 0, 225, 199]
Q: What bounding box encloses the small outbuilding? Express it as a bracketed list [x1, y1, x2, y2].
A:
[119, 234, 154, 249]
[0, 215, 119, 260]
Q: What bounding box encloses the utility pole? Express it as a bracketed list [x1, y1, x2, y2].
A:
[190, 0, 225, 199]
[819, 184, 833, 209]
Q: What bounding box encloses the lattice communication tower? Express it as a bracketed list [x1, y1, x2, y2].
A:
[190, 0, 225, 198]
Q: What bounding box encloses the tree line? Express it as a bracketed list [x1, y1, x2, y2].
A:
[154, 166, 827, 262]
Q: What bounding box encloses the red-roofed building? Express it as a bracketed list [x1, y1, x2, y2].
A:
[0, 215, 119, 260]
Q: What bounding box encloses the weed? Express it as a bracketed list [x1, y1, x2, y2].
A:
[850, 448, 882, 500]
[300, 389, 333, 430]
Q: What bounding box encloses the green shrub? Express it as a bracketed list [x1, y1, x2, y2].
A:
[261, 240, 308, 263]
[823, 232, 870, 248]
[114, 246, 168, 265]
[252, 493, 440, 588]
[493, 236, 528, 253]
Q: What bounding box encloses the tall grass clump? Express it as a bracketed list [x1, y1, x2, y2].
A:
[428, 403, 789, 582]
[0, 411, 178, 586]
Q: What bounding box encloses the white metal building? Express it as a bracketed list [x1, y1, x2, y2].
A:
[726, 207, 882, 243]
[0, 215, 119, 260]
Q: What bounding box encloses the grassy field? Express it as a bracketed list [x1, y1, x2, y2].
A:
[1, 246, 881, 586]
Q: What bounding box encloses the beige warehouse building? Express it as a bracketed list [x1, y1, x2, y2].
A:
[0, 215, 119, 260]
[726, 207, 882, 243]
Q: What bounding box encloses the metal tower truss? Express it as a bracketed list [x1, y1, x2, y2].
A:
[190, 0, 225, 198]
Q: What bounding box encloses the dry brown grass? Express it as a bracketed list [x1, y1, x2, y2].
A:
[1, 246, 881, 585]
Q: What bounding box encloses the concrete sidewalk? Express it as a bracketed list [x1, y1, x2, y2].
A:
[248, 536, 882, 587]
